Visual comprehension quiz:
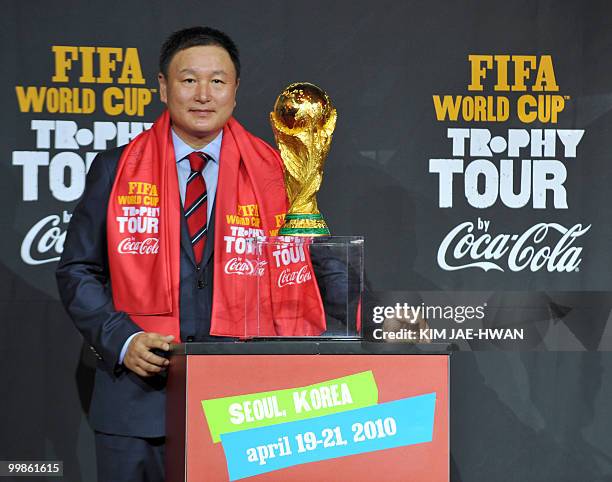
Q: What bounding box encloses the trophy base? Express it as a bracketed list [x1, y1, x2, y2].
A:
[279, 213, 330, 236]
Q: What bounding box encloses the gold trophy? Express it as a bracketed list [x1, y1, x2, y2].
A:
[270, 82, 337, 236]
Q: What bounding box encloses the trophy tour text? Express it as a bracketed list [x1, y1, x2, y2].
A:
[429, 55, 590, 273]
[12, 45, 157, 266]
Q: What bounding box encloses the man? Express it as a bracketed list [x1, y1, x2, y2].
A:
[56, 26, 325, 482]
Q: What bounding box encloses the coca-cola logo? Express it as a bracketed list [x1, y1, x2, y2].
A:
[224, 257, 267, 276]
[117, 236, 159, 255]
[277, 266, 312, 288]
[20, 213, 67, 265]
[438, 220, 591, 272]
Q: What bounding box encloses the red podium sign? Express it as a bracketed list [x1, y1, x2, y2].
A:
[167, 345, 448, 482]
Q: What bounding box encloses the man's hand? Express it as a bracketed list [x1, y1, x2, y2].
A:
[123, 332, 174, 377]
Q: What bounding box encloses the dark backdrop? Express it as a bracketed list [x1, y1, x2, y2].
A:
[1, 1, 612, 480]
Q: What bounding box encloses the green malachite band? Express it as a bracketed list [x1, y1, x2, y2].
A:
[284, 213, 324, 220]
[279, 227, 330, 235]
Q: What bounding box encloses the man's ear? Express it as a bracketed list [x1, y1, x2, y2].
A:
[158, 73, 168, 104]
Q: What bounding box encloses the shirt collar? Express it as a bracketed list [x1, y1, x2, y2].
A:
[172, 129, 223, 164]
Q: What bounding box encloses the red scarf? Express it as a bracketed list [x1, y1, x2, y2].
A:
[106, 111, 326, 340]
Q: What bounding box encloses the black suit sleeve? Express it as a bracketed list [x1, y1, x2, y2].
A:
[56, 147, 141, 371]
[311, 244, 361, 335]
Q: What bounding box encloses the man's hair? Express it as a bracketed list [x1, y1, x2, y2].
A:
[159, 26, 240, 79]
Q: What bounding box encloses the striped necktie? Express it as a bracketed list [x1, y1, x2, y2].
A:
[185, 151, 211, 264]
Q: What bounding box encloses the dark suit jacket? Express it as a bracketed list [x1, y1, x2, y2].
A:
[56, 143, 356, 438]
[56, 146, 218, 437]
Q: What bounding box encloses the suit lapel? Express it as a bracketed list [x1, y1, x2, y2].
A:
[200, 199, 215, 268]
[180, 203, 196, 265]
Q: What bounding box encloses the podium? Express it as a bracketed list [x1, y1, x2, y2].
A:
[166, 341, 449, 482]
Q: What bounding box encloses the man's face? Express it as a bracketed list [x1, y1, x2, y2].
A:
[159, 45, 239, 148]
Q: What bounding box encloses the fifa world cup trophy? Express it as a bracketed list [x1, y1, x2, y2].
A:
[270, 82, 337, 236]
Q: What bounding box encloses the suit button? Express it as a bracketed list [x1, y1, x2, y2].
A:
[186, 336, 195, 342]
[197, 279, 205, 289]
[90, 346, 103, 360]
